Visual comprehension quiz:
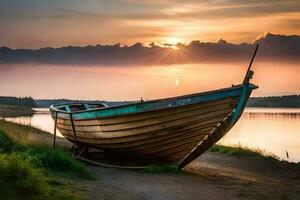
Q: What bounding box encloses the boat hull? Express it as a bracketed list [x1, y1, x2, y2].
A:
[50, 84, 257, 166]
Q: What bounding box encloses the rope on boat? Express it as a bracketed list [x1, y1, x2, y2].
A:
[73, 146, 147, 170]
[75, 155, 147, 170]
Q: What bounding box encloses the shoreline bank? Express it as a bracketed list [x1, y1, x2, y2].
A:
[0, 105, 35, 117]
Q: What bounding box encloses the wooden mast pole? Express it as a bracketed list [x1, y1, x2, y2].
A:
[243, 44, 259, 84]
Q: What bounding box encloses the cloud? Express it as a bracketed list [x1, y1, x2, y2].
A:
[0, 0, 299, 48]
[254, 33, 300, 60]
[0, 33, 299, 66]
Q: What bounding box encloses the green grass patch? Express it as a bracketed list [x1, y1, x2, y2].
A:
[0, 129, 24, 153]
[0, 153, 77, 200]
[23, 145, 91, 178]
[0, 154, 48, 197]
[143, 164, 179, 173]
[0, 130, 90, 177]
[0, 128, 93, 199]
[209, 144, 280, 161]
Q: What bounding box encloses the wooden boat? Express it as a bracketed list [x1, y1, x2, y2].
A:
[50, 45, 259, 169]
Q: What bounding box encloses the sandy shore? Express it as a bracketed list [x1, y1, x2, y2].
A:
[1, 120, 299, 200]
[69, 152, 300, 200]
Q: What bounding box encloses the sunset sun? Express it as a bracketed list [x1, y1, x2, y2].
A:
[166, 37, 181, 49]
[166, 37, 180, 45]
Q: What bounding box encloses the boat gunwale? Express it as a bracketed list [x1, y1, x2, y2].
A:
[50, 84, 242, 114]
[50, 84, 257, 119]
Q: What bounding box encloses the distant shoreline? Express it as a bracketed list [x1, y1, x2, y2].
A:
[34, 95, 300, 108]
[247, 95, 300, 108]
[1, 95, 300, 109]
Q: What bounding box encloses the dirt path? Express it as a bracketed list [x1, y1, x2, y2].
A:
[72, 152, 300, 200]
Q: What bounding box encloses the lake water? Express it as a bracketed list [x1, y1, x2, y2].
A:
[4, 107, 300, 162]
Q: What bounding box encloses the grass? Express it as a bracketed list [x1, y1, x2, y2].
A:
[23, 144, 91, 177]
[0, 153, 47, 199]
[0, 154, 77, 200]
[143, 164, 179, 173]
[0, 128, 24, 152]
[0, 126, 92, 199]
[0, 120, 51, 145]
[0, 130, 91, 176]
[209, 144, 280, 161]
[0, 119, 72, 149]
[0, 119, 47, 135]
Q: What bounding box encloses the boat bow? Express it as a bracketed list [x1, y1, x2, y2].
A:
[178, 44, 259, 168]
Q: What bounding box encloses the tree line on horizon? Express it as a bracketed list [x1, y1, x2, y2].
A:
[0, 95, 300, 108]
[0, 96, 37, 108]
[247, 95, 300, 108]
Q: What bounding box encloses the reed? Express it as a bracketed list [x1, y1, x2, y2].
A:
[0, 119, 71, 149]
[0, 120, 50, 145]
[210, 144, 280, 161]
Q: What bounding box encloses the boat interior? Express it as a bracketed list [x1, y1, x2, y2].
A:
[55, 103, 108, 112]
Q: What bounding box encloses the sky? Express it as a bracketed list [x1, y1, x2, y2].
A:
[0, 0, 299, 100]
[1, 0, 300, 48]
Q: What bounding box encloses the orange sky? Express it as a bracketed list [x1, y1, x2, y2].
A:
[0, 1, 299, 99]
[0, 62, 299, 100]
[1, 0, 300, 48]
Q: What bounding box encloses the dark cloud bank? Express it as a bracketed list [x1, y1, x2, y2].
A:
[0, 33, 299, 66]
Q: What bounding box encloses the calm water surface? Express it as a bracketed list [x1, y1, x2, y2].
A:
[4, 107, 300, 162]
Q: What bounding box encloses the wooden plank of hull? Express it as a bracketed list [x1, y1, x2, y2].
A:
[55, 99, 236, 140]
[130, 141, 204, 164]
[63, 125, 212, 152]
[63, 127, 211, 164]
[153, 135, 222, 163]
[55, 97, 239, 126]
[57, 108, 233, 139]
[56, 100, 238, 133]
[58, 110, 231, 144]
[60, 122, 214, 147]
[134, 139, 206, 164]
[132, 131, 209, 155]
